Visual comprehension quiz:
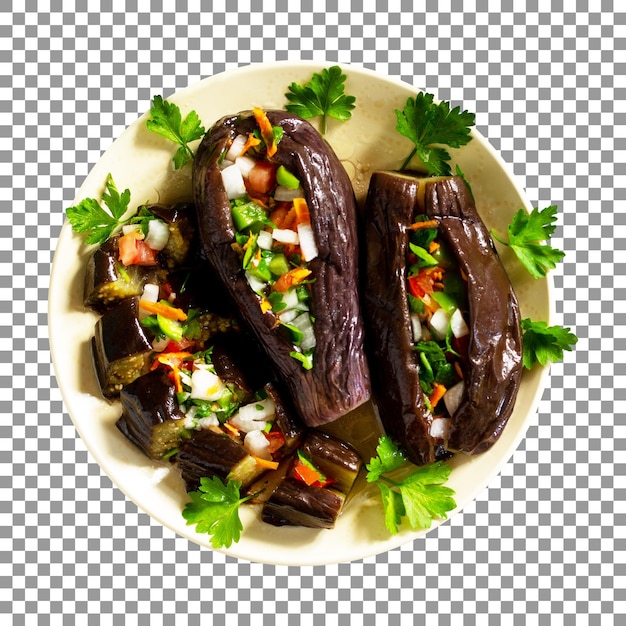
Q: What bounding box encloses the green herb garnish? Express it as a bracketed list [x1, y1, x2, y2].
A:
[146, 95, 205, 169]
[491, 205, 566, 279]
[366, 436, 456, 535]
[285, 66, 356, 134]
[182, 476, 257, 549]
[66, 174, 133, 245]
[521, 318, 578, 370]
[395, 92, 475, 173]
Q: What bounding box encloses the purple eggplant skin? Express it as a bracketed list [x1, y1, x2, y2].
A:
[193, 110, 371, 428]
[423, 176, 523, 455]
[362, 172, 436, 466]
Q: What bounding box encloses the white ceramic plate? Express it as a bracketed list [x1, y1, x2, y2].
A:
[49, 61, 552, 565]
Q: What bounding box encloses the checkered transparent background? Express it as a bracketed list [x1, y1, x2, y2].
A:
[2, 1, 624, 623]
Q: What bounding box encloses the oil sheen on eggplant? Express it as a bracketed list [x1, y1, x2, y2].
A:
[193, 110, 371, 428]
[363, 172, 523, 461]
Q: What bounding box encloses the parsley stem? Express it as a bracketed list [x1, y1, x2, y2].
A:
[400, 147, 417, 170]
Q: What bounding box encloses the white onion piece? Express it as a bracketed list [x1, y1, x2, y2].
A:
[410, 312, 423, 342]
[230, 398, 276, 433]
[245, 270, 266, 294]
[430, 417, 451, 440]
[429, 308, 450, 341]
[141, 283, 160, 303]
[122, 224, 142, 236]
[190, 368, 224, 401]
[226, 134, 248, 161]
[243, 430, 272, 460]
[272, 228, 299, 245]
[219, 159, 234, 170]
[297, 222, 318, 261]
[278, 309, 299, 323]
[220, 163, 247, 199]
[145, 219, 170, 251]
[443, 380, 465, 417]
[256, 230, 273, 250]
[274, 186, 304, 201]
[235, 155, 256, 178]
[450, 308, 470, 338]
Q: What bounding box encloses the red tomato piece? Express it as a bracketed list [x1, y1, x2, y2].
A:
[247, 161, 276, 195]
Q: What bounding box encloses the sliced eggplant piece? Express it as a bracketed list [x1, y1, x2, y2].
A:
[193, 109, 371, 427]
[177, 429, 268, 492]
[116, 369, 188, 459]
[362, 172, 436, 465]
[91, 296, 154, 397]
[263, 381, 305, 456]
[261, 430, 361, 529]
[261, 477, 346, 529]
[83, 237, 160, 313]
[422, 176, 523, 455]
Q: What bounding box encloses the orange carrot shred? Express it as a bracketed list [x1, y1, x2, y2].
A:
[253, 107, 278, 158]
[139, 300, 187, 321]
[293, 197, 310, 225]
[429, 383, 447, 410]
[253, 456, 280, 470]
[241, 133, 261, 155]
[408, 219, 439, 230]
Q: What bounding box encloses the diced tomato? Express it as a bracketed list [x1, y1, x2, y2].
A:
[118, 231, 158, 267]
[247, 161, 276, 195]
[264, 430, 286, 454]
[408, 269, 437, 298]
[165, 337, 195, 353]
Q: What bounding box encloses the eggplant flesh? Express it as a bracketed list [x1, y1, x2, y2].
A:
[362, 172, 523, 460]
[423, 176, 523, 455]
[116, 369, 187, 459]
[193, 110, 371, 428]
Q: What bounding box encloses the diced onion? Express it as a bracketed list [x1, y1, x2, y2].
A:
[230, 398, 276, 433]
[245, 270, 267, 294]
[243, 430, 272, 460]
[410, 312, 423, 342]
[122, 224, 142, 236]
[145, 219, 170, 251]
[190, 368, 224, 401]
[450, 308, 469, 338]
[235, 155, 256, 178]
[220, 163, 247, 199]
[430, 417, 451, 440]
[297, 222, 318, 261]
[272, 228, 299, 245]
[429, 308, 450, 341]
[151, 336, 170, 352]
[226, 134, 248, 161]
[291, 312, 316, 351]
[256, 230, 273, 250]
[141, 283, 160, 303]
[281, 289, 305, 312]
[443, 380, 465, 417]
[278, 309, 299, 323]
[274, 185, 304, 202]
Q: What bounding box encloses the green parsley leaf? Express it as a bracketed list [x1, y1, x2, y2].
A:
[182, 476, 255, 549]
[491, 206, 566, 278]
[395, 92, 475, 174]
[146, 95, 206, 169]
[521, 318, 578, 370]
[285, 66, 356, 134]
[66, 174, 133, 245]
[366, 437, 456, 535]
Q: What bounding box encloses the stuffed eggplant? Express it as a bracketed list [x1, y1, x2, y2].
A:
[193, 108, 371, 427]
[362, 172, 523, 461]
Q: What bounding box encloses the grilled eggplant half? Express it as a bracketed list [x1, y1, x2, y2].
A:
[193, 109, 371, 427]
[363, 172, 523, 461]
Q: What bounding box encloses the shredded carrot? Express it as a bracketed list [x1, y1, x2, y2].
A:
[253, 107, 277, 158]
[253, 456, 280, 470]
[139, 300, 187, 321]
[260, 297, 272, 314]
[169, 367, 183, 394]
[429, 383, 447, 410]
[223, 422, 240, 438]
[294, 461, 322, 486]
[241, 133, 261, 156]
[408, 219, 439, 231]
[272, 267, 311, 293]
[454, 361, 464, 380]
[429, 241, 440, 254]
[293, 197, 310, 225]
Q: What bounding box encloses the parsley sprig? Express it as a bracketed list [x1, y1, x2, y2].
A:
[366, 436, 456, 535]
[285, 66, 356, 134]
[146, 95, 206, 169]
[395, 92, 475, 174]
[182, 476, 258, 549]
[521, 318, 578, 370]
[491, 205, 566, 279]
[66, 174, 133, 245]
